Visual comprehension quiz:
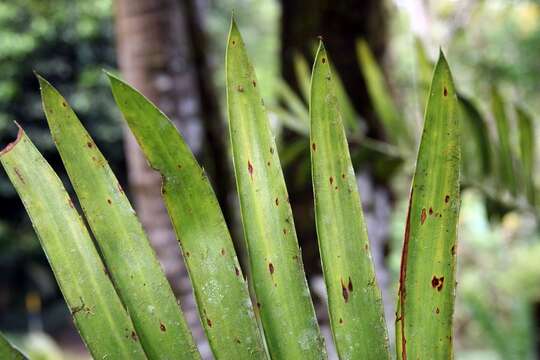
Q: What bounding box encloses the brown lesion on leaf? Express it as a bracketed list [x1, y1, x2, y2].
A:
[131, 331, 138, 341]
[107, 198, 112, 205]
[86, 141, 93, 148]
[341, 278, 349, 303]
[322, 57, 326, 64]
[269, 147, 274, 154]
[185, 251, 191, 258]
[275, 197, 279, 206]
[443, 87, 448, 97]
[62, 101, 67, 108]
[220, 248, 225, 256]
[252, 80, 257, 87]
[429, 207, 433, 215]
[347, 277, 353, 292]
[329, 176, 334, 185]
[435, 307, 440, 315]
[445, 195, 450, 203]
[451, 245, 456, 256]
[431, 275, 445, 291]
[421, 208, 427, 224]
[247, 160, 254, 179]
[312, 143, 316, 151]
[160, 321, 166, 332]
[206, 318, 213, 328]
[339, 318, 343, 324]
[235, 266, 240, 276]
[13, 168, 25, 184]
[117, 183, 124, 194]
[237, 85, 244, 92]
[268, 262, 274, 275]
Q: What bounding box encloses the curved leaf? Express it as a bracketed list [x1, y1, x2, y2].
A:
[38, 76, 200, 360]
[226, 20, 326, 359]
[396, 51, 460, 360]
[310, 42, 390, 359]
[0, 129, 145, 359]
[108, 73, 268, 360]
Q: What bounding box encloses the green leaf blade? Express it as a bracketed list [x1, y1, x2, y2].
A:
[0, 332, 26, 360]
[108, 73, 268, 360]
[516, 105, 535, 204]
[37, 76, 200, 360]
[310, 43, 390, 360]
[0, 129, 145, 359]
[491, 87, 517, 195]
[396, 52, 460, 360]
[356, 39, 412, 148]
[226, 20, 326, 359]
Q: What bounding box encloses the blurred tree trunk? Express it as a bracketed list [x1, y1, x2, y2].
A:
[114, 0, 232, 357]
[279, 0, 394, 343]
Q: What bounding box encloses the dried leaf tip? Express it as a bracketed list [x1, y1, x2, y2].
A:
[0, 123, 24, 156]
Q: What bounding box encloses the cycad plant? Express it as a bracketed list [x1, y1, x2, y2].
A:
[0, 20, 459, 359]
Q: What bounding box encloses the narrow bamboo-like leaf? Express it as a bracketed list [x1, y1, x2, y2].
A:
[0, 129, 145, 359]
[37, 76, 200, 360]
[0, 332, 26, 360]
[293, 51, 311, 102]
[108, 73, 268, 360]
[310, 42, 390, 359]
[276, 79, 310, 125]
[516, 105, 535, 204]
[226, 20, 326, 359]
[356, 39, 413, 148]
[459, 95, 492, 179]
[491, 86, 517, 195]
[396, 52, 460, 360]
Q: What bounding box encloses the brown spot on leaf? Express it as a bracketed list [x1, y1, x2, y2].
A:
[62, 101, 67, 107]
[451, 245, 456, 256]
[322, 57, 326, 64]
[429, 207, 433, 215]
[256, 302, 261, 309]
[252, 80, 256, 87]
[445, 195, 450, 203]
[221, 248, 225, 256]
[14, 168, 25, 184]
[237, 85, 244, 92]
[131, 331, 138, 341]
[283, 228, 287, 235]
[329, 176, 334, 185]
[436, 307, 440, 314]
[185, 251, 190, 257]
[341, 173, 345, 179]
[235, 266, 240, 276]
[107, 199, 112, 205]
[275, 197, 279, 206]
[118, 184, 124, 193]
[312, 143, 316, 151]
[235, 337, 241, 344]
[247, 160, 253, 178]
[443, 87, 448, 97]
[270, 147, 274, 154]
[431, 276, 445, 291]
[421, 208, 427, 224]
[341, 279, 349, 303]
[207, 318, 212, 327]
[159, 322, 166, 332]
[86, 142, 93, 148]
[267, 161, 270, 166]
[268, 262, 274, 274]
[348, 277, 353, 292]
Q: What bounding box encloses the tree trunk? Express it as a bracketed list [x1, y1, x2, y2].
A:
[114, 0, 230, 357]
[279, 0, 394, 351]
